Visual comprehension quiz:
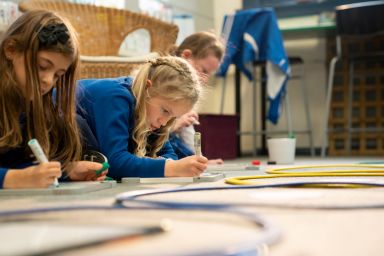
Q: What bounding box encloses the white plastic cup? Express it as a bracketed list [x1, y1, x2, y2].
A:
[267, 137, 296, 164]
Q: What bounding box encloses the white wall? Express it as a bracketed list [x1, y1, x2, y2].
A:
[277, 32, 327, 149]
[198, 0, 241, 116]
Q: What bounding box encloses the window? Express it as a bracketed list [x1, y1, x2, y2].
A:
[70, 0, 125, 9]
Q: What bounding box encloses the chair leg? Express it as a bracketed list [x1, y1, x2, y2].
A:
[220, 77, 227, 114]
[284, 90, 293, 136]
[300, 73, 315, 156]
[347, 60, 354, 154]
[321, 56, 339, 157]
[252, 65, 257, 156]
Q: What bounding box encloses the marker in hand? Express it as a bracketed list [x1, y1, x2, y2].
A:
[194, 132, 202, 156]
[194, 132, 212, 177]
[28, 138, 59, 187]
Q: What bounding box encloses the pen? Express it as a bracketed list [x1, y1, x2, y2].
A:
[28, 138, 59, 187]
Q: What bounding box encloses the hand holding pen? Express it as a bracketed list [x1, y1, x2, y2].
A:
[164, 132, 208, 177]
[194, 132, 202, 156]
[28, 139, 61, 187]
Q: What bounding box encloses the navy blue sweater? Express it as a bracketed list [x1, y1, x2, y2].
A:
[0, 146, 34, 189]
[0, 114, 69, 188]
[76, 77, 177, 179]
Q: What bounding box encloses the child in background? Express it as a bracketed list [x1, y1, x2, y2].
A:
[77, 56, 208, 179]
[0, 10, 107, 189]
[169, 31, 225, 164]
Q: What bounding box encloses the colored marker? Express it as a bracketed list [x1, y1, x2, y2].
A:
[194, 132, 202, 156]
[95, 162, 110, 176]
[28, 138, 59, 187]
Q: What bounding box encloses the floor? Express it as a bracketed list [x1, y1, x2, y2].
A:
[1, 155, 383, 256]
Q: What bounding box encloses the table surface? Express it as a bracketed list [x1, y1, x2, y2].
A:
[1, 156, 383, 256]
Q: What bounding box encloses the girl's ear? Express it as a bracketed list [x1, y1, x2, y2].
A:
[146, 79, 152, 89]
[181, 49, 193, 59]
[3, 39, 17, 60]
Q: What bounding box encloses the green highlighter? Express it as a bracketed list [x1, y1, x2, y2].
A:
[83, 150, 113, 180]
[96, 162, 113, 181]
[95, 162, 110, 176]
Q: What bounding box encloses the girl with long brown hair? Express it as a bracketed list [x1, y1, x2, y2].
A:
[0, 10, 107, 189]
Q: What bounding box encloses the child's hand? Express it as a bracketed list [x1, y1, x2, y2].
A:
[3, 162, 62, 189]
[66, 161, 108, 181]
[172, 111, 199, 132]
[164, 155, 208, 177]
[208, 158, 224, 165]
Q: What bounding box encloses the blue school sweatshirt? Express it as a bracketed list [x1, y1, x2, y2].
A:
[0, 169, 6, 188]
[76, 77, 178, 179]
[0, 113, 36, 188]
[0, 115, 69, 188]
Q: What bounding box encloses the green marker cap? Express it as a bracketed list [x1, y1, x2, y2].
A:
[95, 162, 110, 175]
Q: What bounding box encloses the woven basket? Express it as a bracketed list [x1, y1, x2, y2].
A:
[19, 0, 179, 78]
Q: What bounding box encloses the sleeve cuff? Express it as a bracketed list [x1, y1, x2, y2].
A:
[0, 168, 9, 189]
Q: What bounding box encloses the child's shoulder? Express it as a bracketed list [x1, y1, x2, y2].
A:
[78, 77, 133, 94]
[79, 76, 131, 86]
[77, 77, 136, 110]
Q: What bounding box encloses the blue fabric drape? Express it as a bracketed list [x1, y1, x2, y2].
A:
[217, 8, 290, 124]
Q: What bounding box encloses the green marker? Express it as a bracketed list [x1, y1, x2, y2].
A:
[95, 162, 110, 176]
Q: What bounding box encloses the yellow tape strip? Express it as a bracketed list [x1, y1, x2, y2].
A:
[225, 164, 384, 187]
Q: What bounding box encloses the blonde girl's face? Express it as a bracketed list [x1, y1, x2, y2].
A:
[10, 50, 71, 96]
[146, 96, 192, 131]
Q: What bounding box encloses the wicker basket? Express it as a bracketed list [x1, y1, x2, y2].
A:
[19, 0, 179, 79]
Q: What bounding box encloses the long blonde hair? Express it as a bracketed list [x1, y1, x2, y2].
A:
[0, 10, 81, 168]
[131, 56, 201, 157]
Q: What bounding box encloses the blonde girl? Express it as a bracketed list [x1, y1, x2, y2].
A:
[77, 56, 208, 178]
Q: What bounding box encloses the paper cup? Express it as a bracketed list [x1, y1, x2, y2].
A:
[267, 137, 296, 164]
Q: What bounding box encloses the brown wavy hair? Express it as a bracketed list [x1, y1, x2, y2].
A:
[169, 31, 224, 61]
[0, 10, 81, 168]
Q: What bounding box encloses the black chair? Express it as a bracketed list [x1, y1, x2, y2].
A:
[219, 57, 315, 156]
[219, 9, 315, 156]
[321, 1, 384, 156]
[247, 56, 315, 156]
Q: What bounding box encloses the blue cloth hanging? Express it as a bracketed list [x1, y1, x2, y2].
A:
[217, 8, 290, 124]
